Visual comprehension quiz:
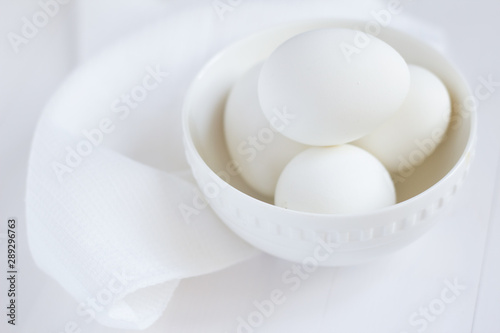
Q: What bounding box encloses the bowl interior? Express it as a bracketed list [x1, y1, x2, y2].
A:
[185, 19, 474, 205]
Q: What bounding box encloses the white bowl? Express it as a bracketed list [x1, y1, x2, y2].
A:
[182, 19, 477, 266]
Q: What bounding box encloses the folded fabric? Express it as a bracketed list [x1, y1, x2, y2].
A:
[27, 115, 260, 329]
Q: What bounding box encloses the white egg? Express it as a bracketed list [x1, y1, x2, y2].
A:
[354, 65, 451, 177]
[258, 28, 410, 146]
[275, 145, 396, 214]
[224, 63, 308, 198]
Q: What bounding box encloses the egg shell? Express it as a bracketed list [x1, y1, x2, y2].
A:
[224, 63, 308, 198]
[258, 28, 410, 146]
[354, 64, 451, 175]
[275, 145, 396, 214]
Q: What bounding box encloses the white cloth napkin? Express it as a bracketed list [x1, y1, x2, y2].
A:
[27, 117, 259, 329]
[26, 0, 442, 330]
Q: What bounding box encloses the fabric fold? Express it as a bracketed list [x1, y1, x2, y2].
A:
[27, 118, 258, 329]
